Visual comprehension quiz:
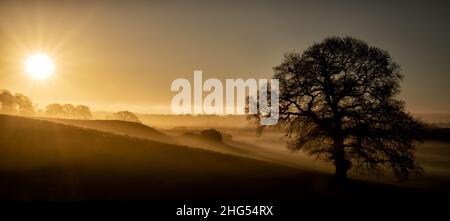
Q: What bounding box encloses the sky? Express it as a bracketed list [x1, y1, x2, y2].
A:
[1, 0, 449, 113]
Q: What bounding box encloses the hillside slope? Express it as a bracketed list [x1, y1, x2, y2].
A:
[38, 117, 172, 143]
[0, 114, 444, 200]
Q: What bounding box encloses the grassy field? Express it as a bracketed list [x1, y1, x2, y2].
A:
[0, 114, 449, 201]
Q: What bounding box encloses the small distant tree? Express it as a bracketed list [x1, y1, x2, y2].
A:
[257, 37, 424, 181]
[107, 111, 141, 123]
[0, 90, 16, 113]
[14, 93, 35, 115]
[73, 105, 92, 119]
[61, 104, 75, 116]
[46, 103, 63, 116]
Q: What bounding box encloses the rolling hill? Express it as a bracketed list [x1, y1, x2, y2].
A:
[0, 114, 447, 201]
[38, 117, 173, 143]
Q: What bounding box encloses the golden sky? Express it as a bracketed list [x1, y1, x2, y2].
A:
[1, 0, 449, 113]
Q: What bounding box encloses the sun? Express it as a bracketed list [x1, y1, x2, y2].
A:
[24, 53, 55, 80]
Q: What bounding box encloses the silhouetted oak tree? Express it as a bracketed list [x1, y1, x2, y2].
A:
[273, 37, 423, 181]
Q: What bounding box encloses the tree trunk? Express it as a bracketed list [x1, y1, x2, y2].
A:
[333, 138, 349, 181]
[334, 155, 348, 180]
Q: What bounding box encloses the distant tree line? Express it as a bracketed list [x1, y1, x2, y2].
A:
[422, 126, 450, 142]
[45, 103, 92, 119]
[1, 89, 144, 123]
[0, 89, 93, 119]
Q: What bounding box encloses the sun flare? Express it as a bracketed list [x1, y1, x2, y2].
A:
[24, 53, 55, 80]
